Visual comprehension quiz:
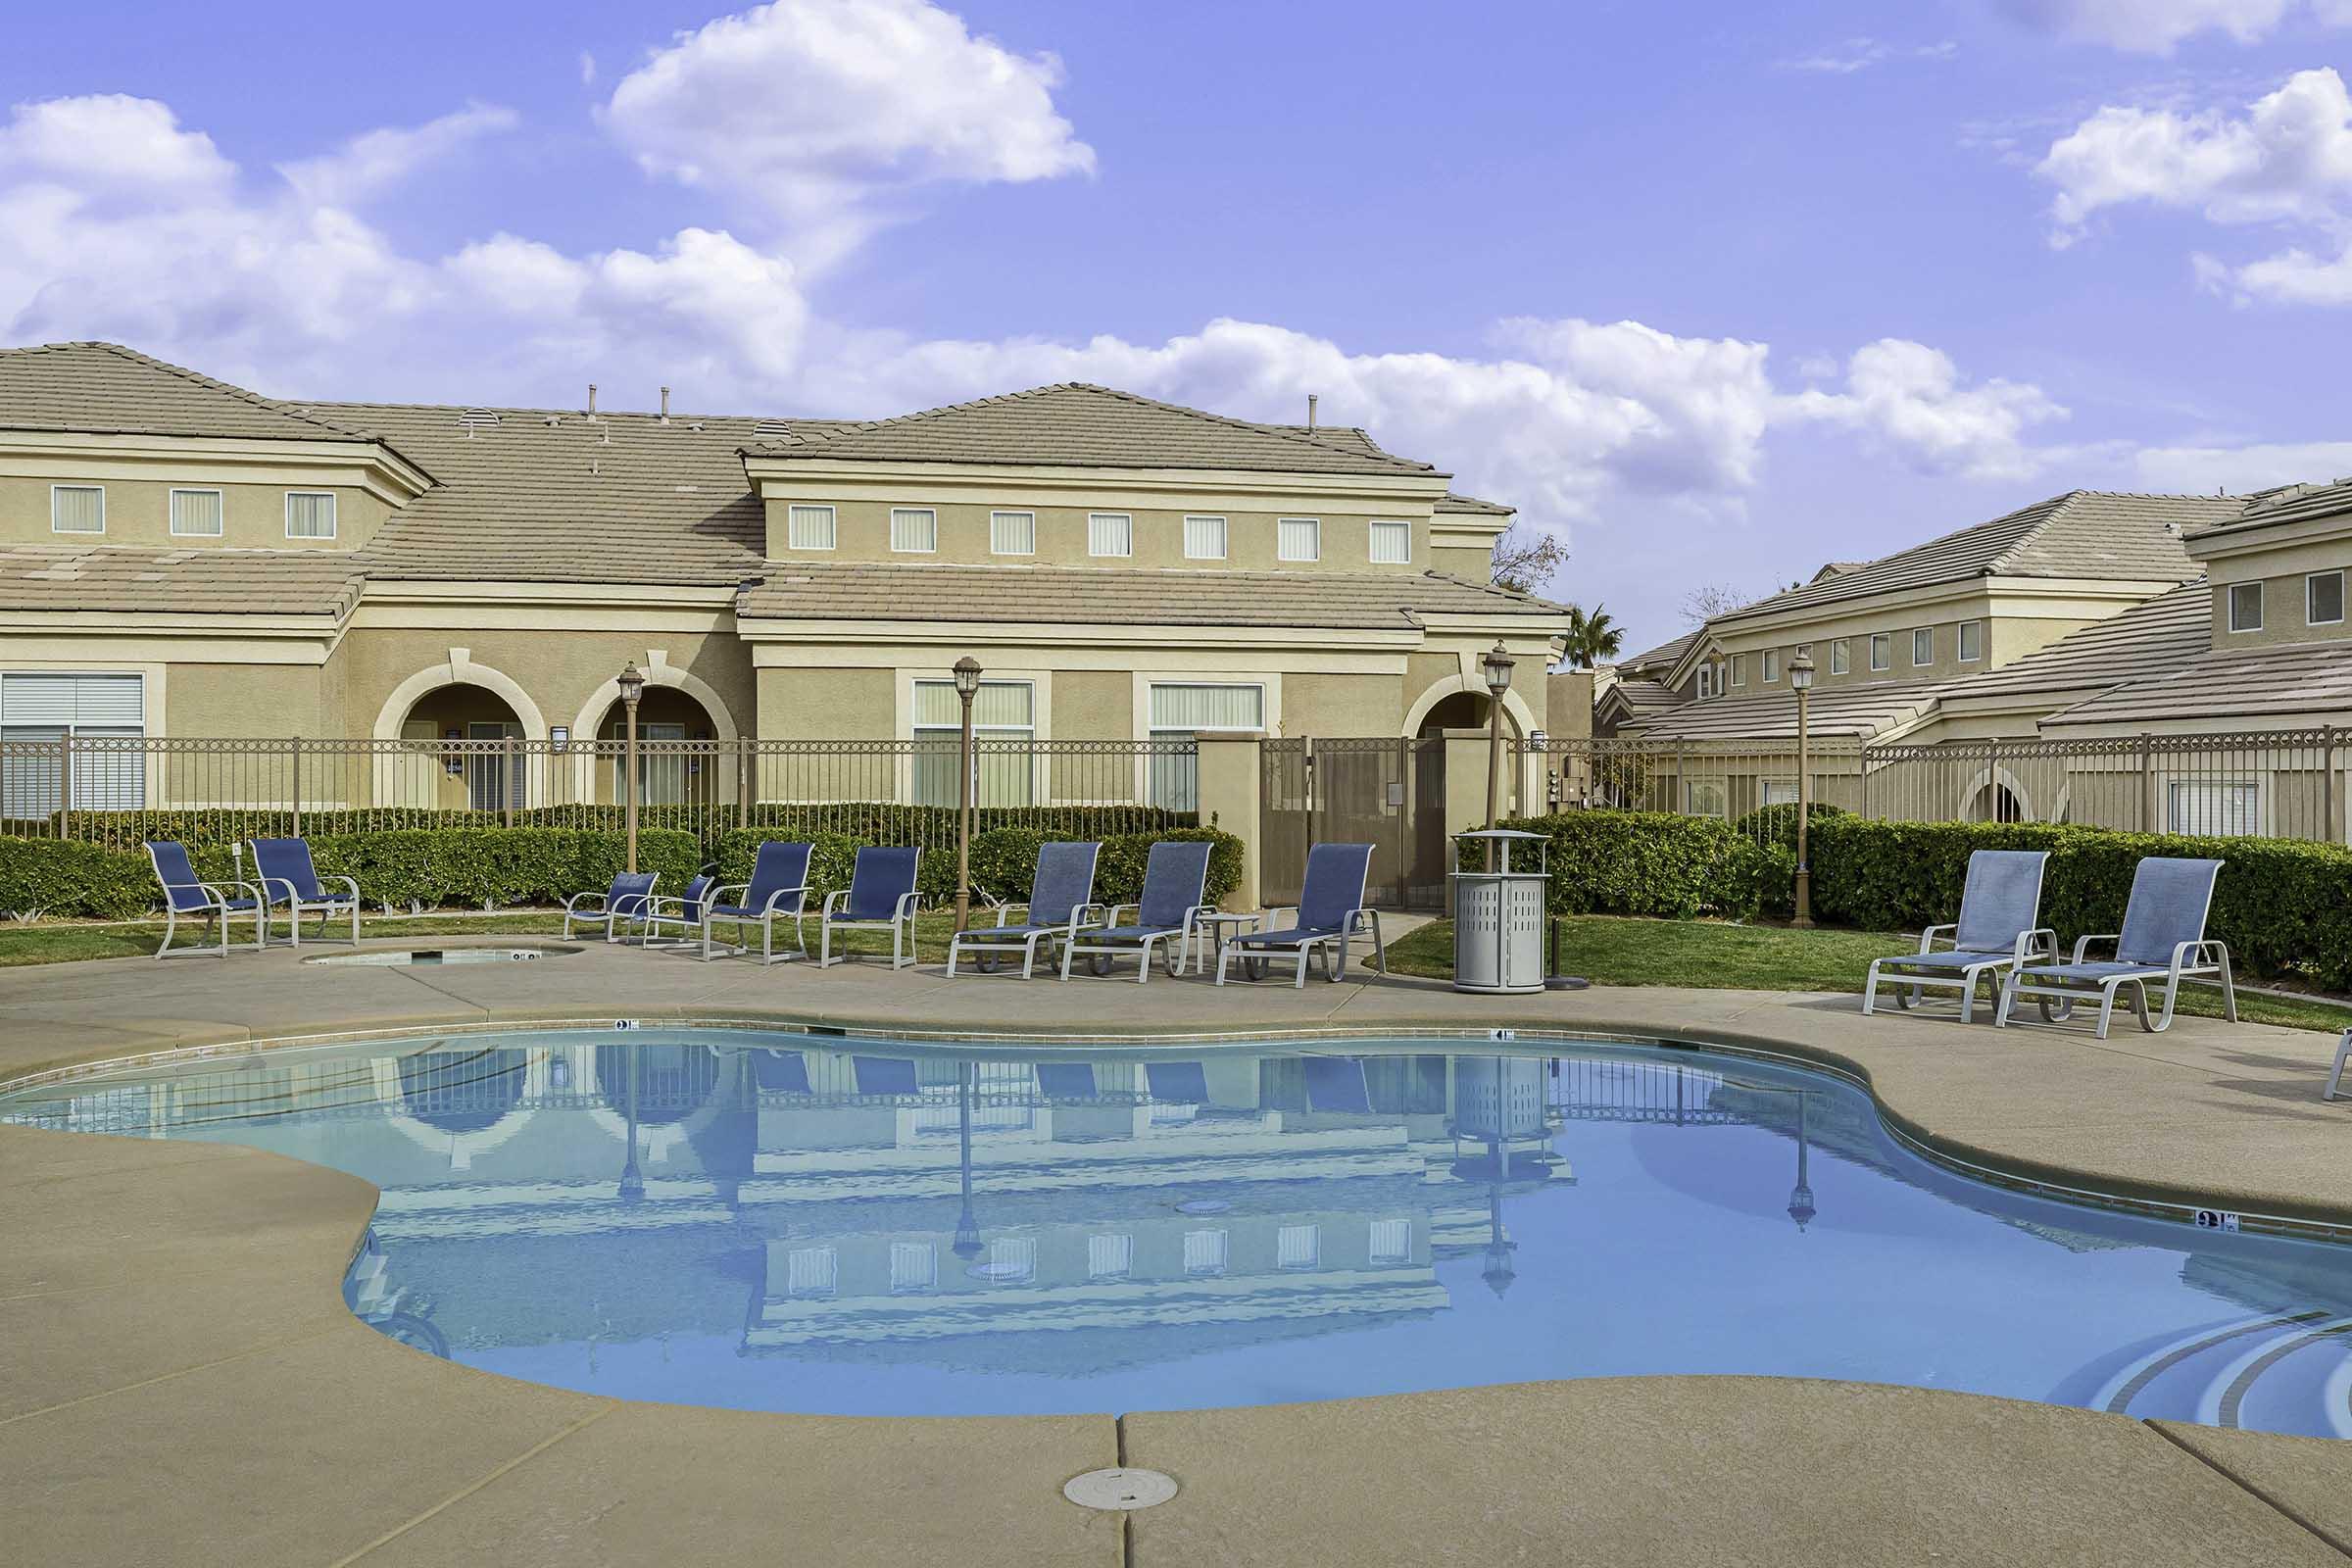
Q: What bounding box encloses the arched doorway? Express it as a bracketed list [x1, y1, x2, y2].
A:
[590, 686, 723, 808]
[1414, 689, 1520, 738]
[1971, 781, 2028, 823]
[398, 681, 530, 811]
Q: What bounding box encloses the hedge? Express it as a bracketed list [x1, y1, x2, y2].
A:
[710, 824, 1245, 908]
[1496, 811, 1767, 921]
[0, 827, 701, 921]
[1810, 817, 2352, 992]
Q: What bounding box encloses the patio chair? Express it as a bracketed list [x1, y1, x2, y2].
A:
[699, 840, 813, 962]
[1862, 850, 2054, 1024]
[1058, 839, 1214, 983]
[947, 840, 1101, 979]
[2325, 1029, 2352, 1102]
[639, 873, 717, 952]
[145, 841, 265, 958]
[1215, 842, 1387, 989]
[1996, 857, 2235, 1040]
[249, 836, 361, 948]
[818, 847, 922, 968]
[562, 870, 659, 943]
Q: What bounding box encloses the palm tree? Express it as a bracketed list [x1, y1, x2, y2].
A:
[1561, 603, 1623, 669]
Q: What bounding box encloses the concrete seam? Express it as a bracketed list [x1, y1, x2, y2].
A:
[0, 1319, 349, 1429]
[329, 1405, 613, 1568]
[2142, 1419, 2352, 1561]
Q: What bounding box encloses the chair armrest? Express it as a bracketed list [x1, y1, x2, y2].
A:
[1918, 923, 1956, 956]
[2072, 932, 2121, 963]
[2013, 927, 2059, 964]
[758, 884, 808, 916]
[258, 875, 300, 905]
[821, 890, 849, 918]
[894, 891, 922, 921]
[2173, 939, 2229, 975]
[995, 902, 1029, 929]
[1262, 906, 1297, 927]
[1100, 903, 1136, 928]
[708, 882, 750, 906]
[331, 876, 360, 902]
[563, 890, 608, 913]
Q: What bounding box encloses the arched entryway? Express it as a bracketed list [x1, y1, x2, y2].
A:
[586, 686, 724, 808]
[396, 682, 531, 811]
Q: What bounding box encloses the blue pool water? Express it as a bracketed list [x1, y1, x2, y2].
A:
[8, 1028, 2352, 1437]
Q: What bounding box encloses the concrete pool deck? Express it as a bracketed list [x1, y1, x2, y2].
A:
[5, 939, 2352, 1565]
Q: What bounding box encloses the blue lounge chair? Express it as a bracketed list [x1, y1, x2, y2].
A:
[250, 836, 360, 948]
[700, 840, 812, 962]
[1215, 842, 1387, 988]
[948, 840, 1101, 979]
[819, 847, 922, 968]
[1059, 839, 1214, 983]
[1996, 857, 2236, 1039]
[563, 870, 658, 943]
[145, 841, 264, 958]
[639, 873, 716, 952]
[1862, 850, 2053, 1024]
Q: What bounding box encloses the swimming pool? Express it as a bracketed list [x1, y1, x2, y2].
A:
[9, 1027, 2351, 1437]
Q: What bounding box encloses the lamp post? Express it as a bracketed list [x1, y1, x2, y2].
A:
[1787, 1091, 1816, 1231]
[952, 1061, 983, 1262]
[617, 661, 646, 873]
[1482, 642, 1515, 871]
[952, 657, 983, 933]
[1788, 649, 1814, 928]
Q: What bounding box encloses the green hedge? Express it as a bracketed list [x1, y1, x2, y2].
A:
[1810, 817, 2352, 991]
[1499, 811, 1766, 921]
[710, 824, 1244, 908]
[0, 827, 702, 921]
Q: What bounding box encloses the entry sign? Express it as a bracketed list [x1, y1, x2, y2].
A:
[2193, 1208, 2241, 1232]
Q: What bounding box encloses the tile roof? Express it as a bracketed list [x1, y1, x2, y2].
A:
[1614, 629, 1698, 675]
[1434, 491, 1515, 516]
[1936, 581, 2213, 706]
[1632, 679, 1946, 742]
[2185, 477, 2352, 543]
[0, 543, 366, 617]
[1710, 492, 2234, 625]
[2039, 640, 2352, 728]
[737, 564, 1567, 630]
[1593, 678, 1686, 728]
[745, 383, 1441, 477]
[0, 341, 362, 443]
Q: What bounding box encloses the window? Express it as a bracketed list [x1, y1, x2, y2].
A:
[1729, 655, 1745, 687]
[1368, 519, 1411, 564]
[889, 1241, 936, 1294]
[2310, 571, 2345, 627]
[1276, 1224, 1321, 1271]
[1869, 633, 1890, 671]
[890, 507, 937, 554]
[1183, 514, 1227, 560]
[0, 671, 146, 815]
[1149, 683, 1264, 808]
[912, 678, 1033, 806]
[1368, 1218, 1412, 1265]
[983, 1237, 1037, 1285]
[1957, 619, 1983, 662]
[169, 488, 222, 537]
[2170, 780, 2260, 836]
[50, 485, 103, 534]
[1278, 516, 1321, 562]
[1831, 639, 1850, 675]
[1088, 512, 1132, 558]
[2229, 581, 2263, 633]
[1183, 1228, 1229, 1276]
[1087, 1233, 1134, 1281]
[285, 491, 336, 539]
[988, 510, 1034, 556]
[1695, 665, 1714, 700]
[786, 504, 836, 551]
[1762, 779, 1800, 807]
[1761, 650, 1780, 684]
[1912, 627, 1934, 666]
[1685, 778, 1729, 818]
[784, 1246, 838, 1298]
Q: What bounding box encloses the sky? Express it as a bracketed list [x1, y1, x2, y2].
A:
[7, 0, 2352, 651]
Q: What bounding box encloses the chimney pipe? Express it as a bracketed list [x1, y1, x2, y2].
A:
[587, 382, 598, 418]
[660, 386, 671, 424]
[1306, 393, 1318, 430]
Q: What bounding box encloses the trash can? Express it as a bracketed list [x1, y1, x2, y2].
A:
[1449, 829, 1549, 995]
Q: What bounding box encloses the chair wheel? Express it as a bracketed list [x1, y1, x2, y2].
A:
[978, 954, 1002, 974]
[1090, 955, 1112, 976]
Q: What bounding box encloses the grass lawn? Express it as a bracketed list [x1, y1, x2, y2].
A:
[1386, 914, 2352, 1035]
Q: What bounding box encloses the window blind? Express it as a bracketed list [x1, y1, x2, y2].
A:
[990, 511, 1035, 555]
[890, 508, 937, 553]
[1183, 514, 1227, 560]
[1368, 519, 1410, 564]
[1278, 516, 1320, 562]
[51, 486, 103, 533]
[170, 489, 222, 536]
[285, 492, 337, 538]
[787, 505, 835, 550]
[1089, 513, 1132, 557]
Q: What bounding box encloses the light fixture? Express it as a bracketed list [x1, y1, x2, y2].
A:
[953, 655, 982, 697]
[1788, 650, 1815, 691]
[616, 661, 646, 707]
[1482, 642, 1515, 697]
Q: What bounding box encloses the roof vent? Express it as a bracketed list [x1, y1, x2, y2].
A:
[753, 418, 793, 440]
[457, 408, 500, 432]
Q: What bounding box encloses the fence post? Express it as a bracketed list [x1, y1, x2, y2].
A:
[290, 736, 303, 839]
[2137, 731, 2153, 833]
[738, 739, 755, 830]
[1675, 741, 1686, 813]
[2328, 725, 2342, 846]
[1858, 744, 1871, 820]
[57, 731, 72, 841]
[501, 734, 516, 829]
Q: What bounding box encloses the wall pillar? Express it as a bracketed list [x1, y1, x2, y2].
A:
[1192, 733, 1264, 911]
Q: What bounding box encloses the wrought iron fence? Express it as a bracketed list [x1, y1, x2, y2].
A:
[1524, 736, 1866, 844]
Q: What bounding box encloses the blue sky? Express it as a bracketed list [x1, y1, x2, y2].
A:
[6, 1, 2352, 648]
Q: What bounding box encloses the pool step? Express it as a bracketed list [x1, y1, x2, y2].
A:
[2094, 1311, 2352, 1437]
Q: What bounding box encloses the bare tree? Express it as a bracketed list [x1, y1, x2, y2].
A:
[1490, 525, 1567, 595]
[1678, 581, 1754, 626]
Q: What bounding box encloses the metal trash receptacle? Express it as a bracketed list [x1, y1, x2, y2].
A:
[1450, 829, 1549, 995]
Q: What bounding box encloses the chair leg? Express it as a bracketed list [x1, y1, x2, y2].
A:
[1992, 974, 2015, 1027]
[2330, 1033, 2352, 1102]
[1862, 960, 1881, 1015]
[2093, 984, 2119, 1041]
[1294, 948, 1310, 988]
[2217, 949, 2238, 1023]
[1214, 940, 1231, 986]
[1369, 911, 1387, 975]
[1957, 967, 1975, 1025]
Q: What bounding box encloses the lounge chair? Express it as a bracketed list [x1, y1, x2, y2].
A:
[1215, 842, 1387, 988]
[145, 841, 265, 958]
[563, 870, 658, 943]
[699, 840, 812, 962]
[1862, 849, 2054, 1024]
[1059, 839, 1214, 983]
[639, 873, 717, 952]
[819, 847, 922, 968]
[249, 836, 361, 948]
[2325, 1029, 2352, 1102]
[948, 840, 1101, 979]
[1996, 857, 2235, 1039]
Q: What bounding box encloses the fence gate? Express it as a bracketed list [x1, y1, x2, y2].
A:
[1259, 737, 1449, 910]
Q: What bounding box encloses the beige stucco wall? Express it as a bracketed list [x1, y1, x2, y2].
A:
[163, 662, 335, 735]
[1707, 593, 2134, 694]
[0, 474, 389, 551]
[1284, 673, 1398, 737]
[1429, 542, 1492, 582]
[340, 627, 756, 742]
[2205, 568, 2352, 650]
[759, 666, 893, 740]
[1051, 669, 1131, 740]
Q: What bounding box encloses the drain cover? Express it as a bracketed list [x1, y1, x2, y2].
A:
[1063, 1467, 1178, 1511]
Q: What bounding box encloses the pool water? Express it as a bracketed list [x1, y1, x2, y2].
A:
[8, 1028, 2352, 1437]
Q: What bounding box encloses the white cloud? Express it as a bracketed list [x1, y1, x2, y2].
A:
[278, 103, 518, 208]
[601, 0, 1093, 263]
[1999, 0, 2340, 52]
[2132, 435, 2352, 490]
[1785, 340, 2069, 480]
[1776, 38, 1959, 74]
[579, 51, 597, 87]
[0, 94, 234, 197]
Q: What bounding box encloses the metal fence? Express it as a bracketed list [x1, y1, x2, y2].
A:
[1526, 736, 1865, 845]
[0, 734, 1203, 853]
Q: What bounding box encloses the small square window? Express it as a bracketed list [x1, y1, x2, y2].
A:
[285, 491, 336, 539]
[51, 485, 104, 534]
[1369, 519, 1411, 564]
[1730, 655, 1745, 687]
[890, 507, 937, 553]
[990, 510, 1034, 556]
[1278, 516, 1321, 562]
[1912, 627, 1934, 666]
[1183, 514, 1227, 560]
[1089, 512, 1132, 558]
[1869, 633, 1890, 671]
[1957, 620, 1983, 662]
[170, 488, 222, 537]
[1761, 650, 1779, 684]
[1830, 639, 1849, 675]
[787, 504, 836, 551]
[2308, 571, 2344, 627]
[2229, 580, 2264, 632]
